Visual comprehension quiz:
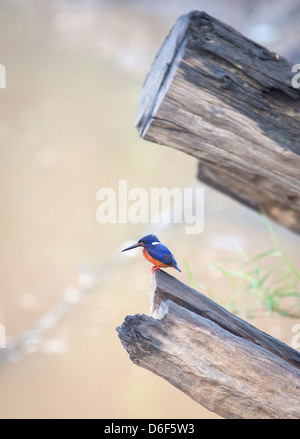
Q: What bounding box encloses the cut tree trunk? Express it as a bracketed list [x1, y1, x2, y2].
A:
[135, 10, 300, 234]
[117, 270, 300, 419]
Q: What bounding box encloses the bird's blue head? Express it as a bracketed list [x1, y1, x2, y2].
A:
[138, 234, 160, 247]
[121, 234, 160, 252]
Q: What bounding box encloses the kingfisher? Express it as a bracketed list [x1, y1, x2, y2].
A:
[121, 234, 181, 274]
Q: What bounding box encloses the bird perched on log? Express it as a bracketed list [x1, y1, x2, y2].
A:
[121, 234, 181, 274]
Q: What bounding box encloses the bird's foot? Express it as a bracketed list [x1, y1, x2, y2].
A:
[151, 266, 160, 274]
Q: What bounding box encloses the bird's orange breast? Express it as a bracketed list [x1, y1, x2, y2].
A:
[142, 248, 169, 268]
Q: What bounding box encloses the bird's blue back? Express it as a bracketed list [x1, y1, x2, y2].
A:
[145, 242, 181, 272]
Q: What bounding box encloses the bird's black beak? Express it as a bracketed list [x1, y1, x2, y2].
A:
[121, 242, 142, 252]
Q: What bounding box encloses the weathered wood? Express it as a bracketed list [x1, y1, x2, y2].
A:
[197, 162, 300, 231]
[150, 270, 300, 368]
[117, 270, 300, 419]
[135, 11, 300, 234]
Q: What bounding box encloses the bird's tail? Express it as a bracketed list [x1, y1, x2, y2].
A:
[174, 263, 181, 272]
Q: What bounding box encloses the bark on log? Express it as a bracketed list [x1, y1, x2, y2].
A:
[117, 270, 300, 419]
[135, 11, 300, 234]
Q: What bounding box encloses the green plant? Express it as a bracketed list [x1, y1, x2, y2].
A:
[185, 216, 300, 318]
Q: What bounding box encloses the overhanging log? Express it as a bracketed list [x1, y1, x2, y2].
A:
[135, 11, 300, 234]
[117, 270, 300, 419]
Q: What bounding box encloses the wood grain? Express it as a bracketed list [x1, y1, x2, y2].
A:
[117, 270, 300, 419]
[150, 270, 300, 368]
[135, 11, 300, 233]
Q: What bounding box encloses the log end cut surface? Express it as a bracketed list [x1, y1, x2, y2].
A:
[117, 270, 300, 419]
